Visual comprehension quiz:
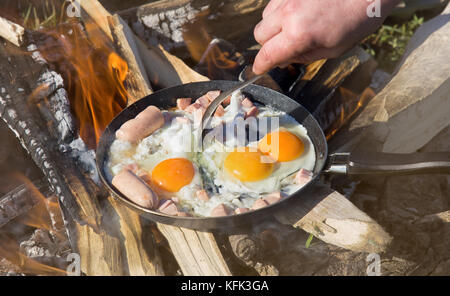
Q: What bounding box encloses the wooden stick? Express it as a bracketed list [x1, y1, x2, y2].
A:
[0, 16, 25, 47]
[275, 181, 392, 253]
[157, 224, 231, 276]
[108, 14, 153, 105]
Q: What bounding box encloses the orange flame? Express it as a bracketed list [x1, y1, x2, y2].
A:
[0, 174, 67, 275]
[326, 86, 375, 140]
[37, 20, 128, 148]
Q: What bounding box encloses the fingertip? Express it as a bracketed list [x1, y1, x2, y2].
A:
[252, 63, 263, 75]
[252, 55, 267, 75]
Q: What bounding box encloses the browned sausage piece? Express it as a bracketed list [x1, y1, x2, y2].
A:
[222, 96, 231, 106]
[116, 106, 164, 143]
[112, 170, 158, 209]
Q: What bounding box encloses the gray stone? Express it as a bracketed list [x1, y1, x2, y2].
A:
[384, 175, 447, 218]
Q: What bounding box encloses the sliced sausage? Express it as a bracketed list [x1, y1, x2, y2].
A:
[116, 106, 164, 143]
[251, 198, 269, 210]
[177, 211, 192, 217]
[112, 170, 158, 209]
[234, 208, 250, 214]
[214, 105, 225, 117]
[158, 199, 179, 215]
[205, 90, 221, 102]
[294, 168, 313, 186]
[196, 96, 210, 108]
[196, 189, 210, 201]
[210, 204, 230, 217]
[184, 102, 204, 114]
[263, 191, 283, 205]
[245, 106, 259, 119]
[175, 116, 190, 124]
[241, 98, 254, 108]
[222, 96, 231, 106]
[177, 98, 192, 110]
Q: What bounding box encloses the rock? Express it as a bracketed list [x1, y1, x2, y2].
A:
[432, 224, 450, 259]
[348, 5, 450, 153]
[430, 259, 450, 276]
[384, 175, 447, 218]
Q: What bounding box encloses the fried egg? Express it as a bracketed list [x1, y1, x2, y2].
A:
[201, 108, 315, 196]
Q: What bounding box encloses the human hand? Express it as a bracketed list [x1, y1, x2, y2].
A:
[253, 0, 399, 74]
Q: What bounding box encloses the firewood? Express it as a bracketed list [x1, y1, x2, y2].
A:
[274, 181, 392, 253]
[157, 224, 232, 276]
[0, 16, 165, 275]
[79, 3, 166, 275]
[108, 14, 153, 105]
[0, 16, 25, 47]
[119, 0, 269, 53]
[0, 41, 124, 274]
[81, 0, 207, 89]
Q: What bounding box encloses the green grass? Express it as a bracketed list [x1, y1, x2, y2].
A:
[21, 0, 63, 30]
[305, 233, 314, 248]
[363, 14, 424, 71]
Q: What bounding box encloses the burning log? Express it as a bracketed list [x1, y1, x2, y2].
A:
[0, 180, 45, 228]
[0, 15, 165, 274]
[108, 14, 153, 105]
[80, 0, 207, 90]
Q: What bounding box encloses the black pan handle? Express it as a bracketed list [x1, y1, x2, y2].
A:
[323, 151, 450, 175]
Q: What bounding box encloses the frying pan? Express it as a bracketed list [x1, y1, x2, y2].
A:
[96, 81, 450, 231]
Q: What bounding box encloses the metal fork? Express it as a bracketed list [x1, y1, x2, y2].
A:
[196, 74, 263, 151]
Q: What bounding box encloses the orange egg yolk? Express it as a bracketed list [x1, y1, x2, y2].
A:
[258, 131, 304, 162]
[151, 158, 195, 192]
[224, 147, 274, 182]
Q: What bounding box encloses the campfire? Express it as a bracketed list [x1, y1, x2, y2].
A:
[0, 0, 449, 277]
